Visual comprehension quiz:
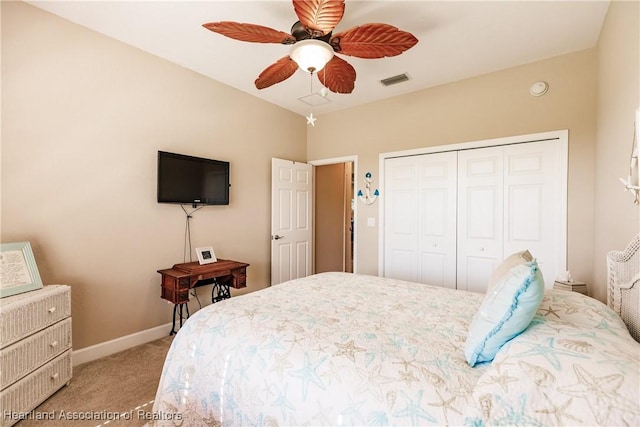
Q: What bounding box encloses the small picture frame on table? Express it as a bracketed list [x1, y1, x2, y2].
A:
[1, 242, 44, 298]
[196, 246, 217, 265]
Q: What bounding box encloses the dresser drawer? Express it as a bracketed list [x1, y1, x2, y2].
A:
[232, 267, 247, 289]
[0, 349, 72, 426]
[0, 317, 72, 390]
[161, 286, 190, 304]
[0, 285, 71, 348]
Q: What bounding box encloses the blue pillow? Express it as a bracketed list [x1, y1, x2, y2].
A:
[465, 259, 545, 366]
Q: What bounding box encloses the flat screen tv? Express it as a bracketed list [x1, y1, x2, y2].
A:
[157, 151, 230, 206]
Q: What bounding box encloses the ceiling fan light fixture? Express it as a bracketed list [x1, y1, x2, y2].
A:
[289, 39, 334, 73]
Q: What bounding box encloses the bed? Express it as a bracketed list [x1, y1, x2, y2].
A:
[148, 252, 640, 426]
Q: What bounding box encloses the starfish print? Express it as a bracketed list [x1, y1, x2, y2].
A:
[270, 351, 293, 380]
[514, 337, 587, 370]
[393, 390, 437, 425]
[271, 382, 295, 421]
[333, 340, 367, 362]
[262, 378, 276, 401]
[393, 357, 418, 372]
[306, 112, 316, 126]
[486, 369, 520, 392]
[275, 319, 289, 333]
[242, 308, 260, 320]
[534, 391, 580, 425]
[423, 354, 457, 380]
[311, 400, 335, 426]
[538, 305, 561, 318]
[398, 368, 420, 387]
[285, 334, 306, 349]
[314, 342, 329, 353]
[559, 364, 639, 424]
[288, 352, 327, 400]
[261, 335, 286, 357]
[203, 317, 232, 338]
[493, 393, 545, 426]
[427, 389, 461, 426]
[391, 302, 408, 311]
[594, 318, 618, 332]
[340, 393, 368, 426]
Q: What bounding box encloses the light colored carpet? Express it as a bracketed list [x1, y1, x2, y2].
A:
[17, 335, 173, 427]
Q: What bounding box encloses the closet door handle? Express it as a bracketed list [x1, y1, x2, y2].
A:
[272, 235, 284, 240]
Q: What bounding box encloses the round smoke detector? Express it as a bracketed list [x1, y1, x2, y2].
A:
[530, 81, 549, 97]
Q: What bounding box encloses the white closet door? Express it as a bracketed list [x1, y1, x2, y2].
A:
[384, 156, 419, 282]
[417, 152, 457, 288]
[457, 146, 504, 293]
[382, 135, 566, 293]
[384, 153, 457, 286]
[503, 141, 562, 288]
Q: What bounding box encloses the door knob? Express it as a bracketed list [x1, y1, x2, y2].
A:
[272, 235, 284, 240]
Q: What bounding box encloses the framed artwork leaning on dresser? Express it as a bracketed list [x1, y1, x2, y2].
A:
[0, 242, 43, 298]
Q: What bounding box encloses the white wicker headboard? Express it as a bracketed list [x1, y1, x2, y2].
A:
[607, 234, 640, 342]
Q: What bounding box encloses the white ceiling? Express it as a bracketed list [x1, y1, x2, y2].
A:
[27, 0, 610, 116]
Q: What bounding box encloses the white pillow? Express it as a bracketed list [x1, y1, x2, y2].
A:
[486, 249, 532, 294]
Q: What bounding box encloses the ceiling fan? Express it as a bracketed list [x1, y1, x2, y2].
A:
[203, 0, 418, 94]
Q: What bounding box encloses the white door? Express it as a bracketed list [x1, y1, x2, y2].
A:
[417, 152, 458, 288]
[503, 141, 563, 288]
[384, 156, 420, 282]
[457, 146, 505, 293]
[384, 152, 457, 287]
[271, 158, 313, 285]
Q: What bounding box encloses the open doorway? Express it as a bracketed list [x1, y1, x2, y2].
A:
[311, 158, 356, 274]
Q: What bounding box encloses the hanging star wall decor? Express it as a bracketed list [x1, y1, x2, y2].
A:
[306, 112, 316, 126]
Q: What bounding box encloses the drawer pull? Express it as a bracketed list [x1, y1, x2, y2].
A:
[48, 307, 56, 313]
[51, 373, 59, 380]
[50, 341, 58, 348]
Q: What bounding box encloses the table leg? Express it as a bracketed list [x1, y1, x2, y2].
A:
[170, 302, 191, 335]
[211, 279, 231, 303]
[170, 304, 179, 335]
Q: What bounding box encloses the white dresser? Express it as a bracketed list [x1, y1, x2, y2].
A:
[0, 285, 72, 426]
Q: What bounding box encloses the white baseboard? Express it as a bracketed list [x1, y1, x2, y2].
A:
[72, 322, 172, 366]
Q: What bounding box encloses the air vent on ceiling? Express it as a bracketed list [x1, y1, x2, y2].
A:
[380, 73, 410, 87]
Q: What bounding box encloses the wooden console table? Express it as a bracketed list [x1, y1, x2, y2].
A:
[158, 259, 249, 334]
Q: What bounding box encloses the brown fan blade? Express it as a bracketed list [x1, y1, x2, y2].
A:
[255, 56, 300, 89]
[203, 22, 295, 44]
[330, 23, 418, 58]
[293, 0, 345, 37]
[317, 56, 356, 94]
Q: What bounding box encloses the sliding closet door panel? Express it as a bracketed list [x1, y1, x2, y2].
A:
[504, 141, 561, 288]
[457, 147, 504, 293]
[418, 152, 457, 288]
[384, 157, 419, 282]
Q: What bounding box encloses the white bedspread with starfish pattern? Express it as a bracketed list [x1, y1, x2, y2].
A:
[149, 272, 639, 426]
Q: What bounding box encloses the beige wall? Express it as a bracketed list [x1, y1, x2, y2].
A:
[308, 49, 599, 295]
[1, 2, 306, 349]
[593, 0, 640, 302]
